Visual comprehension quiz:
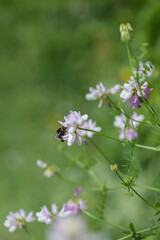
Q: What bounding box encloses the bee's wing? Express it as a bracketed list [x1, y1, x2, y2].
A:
[53, 133, 58, 141]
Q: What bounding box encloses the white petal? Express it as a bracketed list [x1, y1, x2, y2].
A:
[82, 114, 88, 121]
[69, 127, 76, 134]
[76, 135, 82, 146]
[120, 90, 132, 100]
[78, 118, 84, 126]
[137, 89, 142, 97]
[9, 226, 17, 232]
[37, 160, 47, 168]
[67, 134, 76, 146]
[85, 93, 97, 100]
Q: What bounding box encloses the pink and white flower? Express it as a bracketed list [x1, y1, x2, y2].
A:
[4, 209, 35, 232]
[81, 119, 102, 138]
[58, 111, 101, 146]
[47, 215, 87, 240]
[37, 160, 47, 168]
[58, 111, 88, 146]
[85, 82, 120, 107]
[135, 61, 154, 82]
[59, 199, 87, 217]
[129, 112, 144, 128]
[36, 204, 58, 224]
[114, 112, 144, 141]
[74, 188, 83, 196]
[120, 79, 153, 109]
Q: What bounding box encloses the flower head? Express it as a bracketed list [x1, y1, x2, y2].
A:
[47, 215, 87, 240]
[44, 165, 60, 178]
[4, 209, 35, 232]
[85, 82, 120, 108]
[58, 111, 88, 146]
[110, 164, 118, 172]
[74, 188, 83, 196]
[58, 111, 101, 146]
[129, 112, 144, 128]
[81, 119, 102, 138]
[119, 23, 133, 42]
[114, 112, 144, 141]
[119, 127, 138, 141]
[59, 199, 87, 217]
[135, 61, 154, 82]
[37, 160, 60, 178]
[120, 79, 153, 109]
[36, 204, 58, 224]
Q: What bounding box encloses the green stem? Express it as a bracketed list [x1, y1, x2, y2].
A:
[57, 173, 107, 192]
[134, 183, 160, 193]
[87, 168, 104, 188]
[115, 172, 159, 212]
[137, 225, 160, 234]
[75, 160, 105, 189]
[135, 143, 160, 152]
[108, 97, 153, 126]
[82, 209, 129, 232]
[131, 187, 158, 211]
[23, 226, 35, 240]
[78, 127, 127, 143]
[126, 43, 135, 75]
[78, 127, 160, 152]
[116, 234, 132, 240]
[57, 173, 79, 186]
[89, 138, 111, 163]
[88, 186, 124, 191]
[116, 225, 160, 240]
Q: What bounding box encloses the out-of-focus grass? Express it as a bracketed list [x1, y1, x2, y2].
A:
[0, 0, 160, 239]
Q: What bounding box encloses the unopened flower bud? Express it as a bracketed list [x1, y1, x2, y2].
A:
[130, 176, 134, 182]
[110, 164, 118, 172]
[119, 23, 133, 42]
[44, 165, 60, 178]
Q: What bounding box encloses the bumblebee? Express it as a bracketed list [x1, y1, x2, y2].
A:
[56, 127, 67, 142]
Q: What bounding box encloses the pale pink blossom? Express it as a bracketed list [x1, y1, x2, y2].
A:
[4, 209, 35, 232]
[85, 82, 120, 107]
[114, 112, 144, 141]
[37, 160, 47, 168]
[58, 111, 101, 146]
[36, 204, 58, 224]
[120, 80, 153, 109]
[59, 200, 87, 217]
[58, 111, 88, 146]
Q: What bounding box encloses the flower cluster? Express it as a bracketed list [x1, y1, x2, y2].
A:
[114, 112, 144, 141]
[85, 82, 120, 107]
[59, 199, 87, 217]
[36, 188, 87, 224]
[47, 215, 108, 240]
[58, 111, 101, 146]
[4, 188, 87, 232]
[120, 79, 153, 109]
[36, 204, 58, 224]
[37, 160, 60, 178]
[4, 209, 35, 232]
[47, 215, 88, 240]
[135, 61, 154, 82]
[120, 61, 154, 109]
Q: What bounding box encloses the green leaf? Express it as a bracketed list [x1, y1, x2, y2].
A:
[154, 211, 160, 216]
[129, 222, 136, 232]
[155, 201, 159, 208]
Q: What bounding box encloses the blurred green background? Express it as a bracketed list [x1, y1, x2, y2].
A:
[0, 0, 160, 239]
